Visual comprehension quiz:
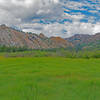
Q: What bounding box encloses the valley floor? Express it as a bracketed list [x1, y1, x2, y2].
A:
[0, 57, 100, 100]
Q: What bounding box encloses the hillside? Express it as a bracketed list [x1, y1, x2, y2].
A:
[0, 25, 71, 49]
[66, 33, 100, 51]
[1, 24, 100, 51]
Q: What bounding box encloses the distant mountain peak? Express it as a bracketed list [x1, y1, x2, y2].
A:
[0, 25, 71, 49]
[0, 24, 6, 27]
[39, 33, 46, 38]
[66, 33, 100, 50]
[1, 25, 100, 51]
[0, 24, 8, 28]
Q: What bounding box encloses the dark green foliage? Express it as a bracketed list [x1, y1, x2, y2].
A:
[1, 46, 100, 58]
[0, 46, 31, 52]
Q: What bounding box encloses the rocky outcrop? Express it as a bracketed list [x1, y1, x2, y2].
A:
[50, 37, 72, 48]
[0, 25, 71, 49]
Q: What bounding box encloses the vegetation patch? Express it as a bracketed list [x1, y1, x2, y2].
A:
[0, 57, 100, 100]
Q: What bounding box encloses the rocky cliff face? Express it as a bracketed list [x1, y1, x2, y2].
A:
[0, 25, 71, 49]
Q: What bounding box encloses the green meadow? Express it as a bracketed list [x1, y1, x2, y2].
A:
[0, 57, 100, 100]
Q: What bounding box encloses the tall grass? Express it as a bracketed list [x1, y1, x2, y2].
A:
[0, 58, 100, 100]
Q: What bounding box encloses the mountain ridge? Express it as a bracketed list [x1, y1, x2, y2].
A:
[66, 33, 100, 50]
[1, 24, 100, 51]
[0, 25, 72, 49]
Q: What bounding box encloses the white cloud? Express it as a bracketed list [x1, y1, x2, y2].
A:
[64, 1, 85, 10]
[0, 0, 100, 37]
[0, 0, 61, 25]
[20, 21, 100, 38]
[88, 10, 98, 13]
[93, 24, 100, 33]
[64, 13, 85, 21]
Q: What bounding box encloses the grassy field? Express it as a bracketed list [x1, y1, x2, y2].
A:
[0, 57, 100, 100]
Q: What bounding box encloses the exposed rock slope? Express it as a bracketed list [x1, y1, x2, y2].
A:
[66, 33, 100, 50]
[0, 25, 71, 49]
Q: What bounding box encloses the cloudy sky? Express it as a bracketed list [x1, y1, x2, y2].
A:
[0, 0, 100, 37]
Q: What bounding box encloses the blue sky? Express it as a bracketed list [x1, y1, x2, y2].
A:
[0, 0, 100, 37]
